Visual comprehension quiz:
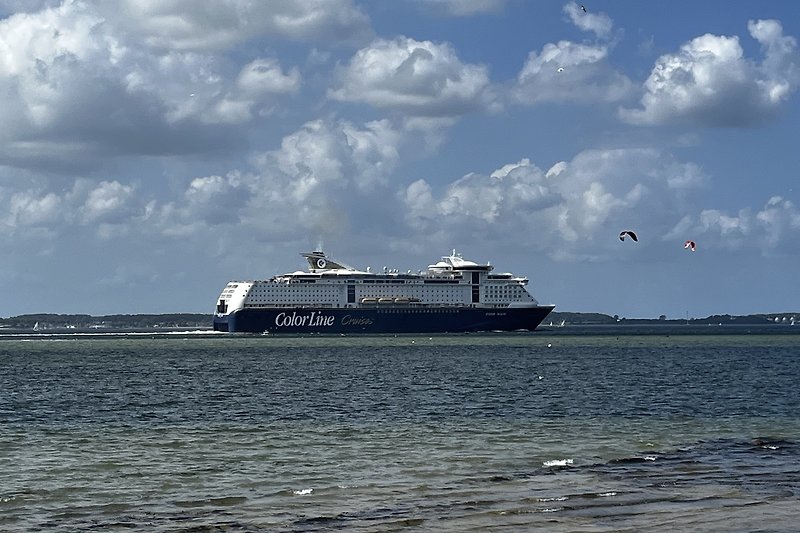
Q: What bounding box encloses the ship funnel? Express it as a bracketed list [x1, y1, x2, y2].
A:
[301, 251, 353, 271]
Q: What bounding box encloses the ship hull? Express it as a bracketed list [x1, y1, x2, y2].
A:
[213, 306, 555, 334]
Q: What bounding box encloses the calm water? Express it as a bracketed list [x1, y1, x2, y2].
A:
[1, 327, 799, 531]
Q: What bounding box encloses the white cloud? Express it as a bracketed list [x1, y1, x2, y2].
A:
[104, 0, 373, 51]
[329, 36, 497, 117]
[237, 58, 300, 96]
[41, 117, 407, 244]
[757, 196, 800, 247]
[749, 19, 800, 102]
[620, 19, 800, 127]
[80, 180, 136, 224]
[124, 50, 222, 120]
[400, 149, 707, 260]
[514, 41, 633, 104]
[340, 120, 402, 190]
[700, 208, 751, 239]
[2, 177, 144, 239]
[0, 1, 310, 168]
[173, 118, 405, 241]
[665, 196, 800, 253]
[7, 190, 62, 227]
[563, 2, 612, 40]
[268, 119, 350, 201]
[257, 118, 402, 195]
[162, 172, 251, 231]
[128, 52, 299, 126]
[403, 179, 436, 224]
[511, 2, 628, 105]
[0, 4, 188, 164]
[0, 2, 114, 131]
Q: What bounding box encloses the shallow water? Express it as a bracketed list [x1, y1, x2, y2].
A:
[1, 328, 799, 531]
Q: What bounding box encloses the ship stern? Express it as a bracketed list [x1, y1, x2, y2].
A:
[212, 313, 231, 332]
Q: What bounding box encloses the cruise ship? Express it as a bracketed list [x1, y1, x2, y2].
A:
[212, 250, 555, 334]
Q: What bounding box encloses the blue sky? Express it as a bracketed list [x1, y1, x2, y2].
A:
[1, 0, 799, 319]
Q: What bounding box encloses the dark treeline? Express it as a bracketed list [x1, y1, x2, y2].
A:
[548, 311, 797, 325]
[0, 313, 211, 329]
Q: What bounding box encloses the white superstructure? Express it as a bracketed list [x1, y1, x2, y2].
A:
[215, 250, 543, 315]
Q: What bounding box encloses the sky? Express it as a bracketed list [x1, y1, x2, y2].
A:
[1, 0, 799, 319]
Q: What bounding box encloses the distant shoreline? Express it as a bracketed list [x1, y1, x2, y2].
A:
[545, 311, 797, 326]
[1, 311, 797, 330]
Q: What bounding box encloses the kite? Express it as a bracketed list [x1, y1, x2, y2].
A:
[619, 230, 638, 242]
[684, 240, 696, 252]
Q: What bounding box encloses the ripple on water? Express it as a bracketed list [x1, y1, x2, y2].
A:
[1, 334, 799, 531]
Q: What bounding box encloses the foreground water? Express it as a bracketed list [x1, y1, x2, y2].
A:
[1, 327, 799, 531]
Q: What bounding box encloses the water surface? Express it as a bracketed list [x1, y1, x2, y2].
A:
[2, 328, 799, 531]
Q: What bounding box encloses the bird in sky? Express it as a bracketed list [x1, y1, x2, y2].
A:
[581, 5, 587, 13]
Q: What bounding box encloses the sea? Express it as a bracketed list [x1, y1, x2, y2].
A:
[1, 325, 799, 532]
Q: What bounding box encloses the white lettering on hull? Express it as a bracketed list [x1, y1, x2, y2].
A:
[273, 311, 375, 328]
[275, 311, 335, 328]
[342, 315, 374, 326]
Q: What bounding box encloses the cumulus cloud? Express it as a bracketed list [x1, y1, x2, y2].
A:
[255, 118, 402, 198]
[180, 118, 404, 245]
[0, 2, 114, 131]
[1, 114, 408, 248]
[80, 180, 136, 224]
[150, 172, 252, 236]
[329, 36, 497, 118]
[667, 196, 800, 252]
[102, 0, 373, 51]
[0, 1, 314, 169]
[189, 57, 301, 124]
[137, 117, 408, 242]
[1, 177, 142, 237]
[757, 196, 800, 247]
[237, 58, 300, 96]
[510, 2, 631, 105]
[514, 40, 633, 104]
[400, 149, 708, 260]
[699, 209, 752, 247]
[563, 1, 612, 39]
[0, 5, 189, 164]
[620, 19, 800, 127]
[6, 190, 63, 227]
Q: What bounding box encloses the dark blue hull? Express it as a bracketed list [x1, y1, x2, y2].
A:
[213, 306, 555, 334]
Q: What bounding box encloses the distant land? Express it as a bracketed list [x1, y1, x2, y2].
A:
[0, 313, 212, 330]
[0, 311, 797, 330]
[544, 311, 797, 326]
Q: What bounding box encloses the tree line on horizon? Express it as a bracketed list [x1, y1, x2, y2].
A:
[1, 311, 796, 329]
[0, 313, 211, 329]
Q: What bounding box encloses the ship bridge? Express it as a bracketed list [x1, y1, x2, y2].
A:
[428, 250, 493, 273]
